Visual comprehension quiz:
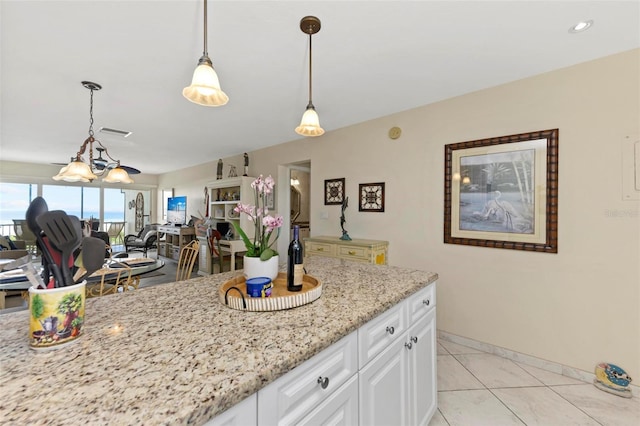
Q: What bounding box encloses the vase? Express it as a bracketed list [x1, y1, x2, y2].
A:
[243, 255, 279, 281]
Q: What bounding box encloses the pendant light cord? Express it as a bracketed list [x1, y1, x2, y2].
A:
[308, 32, 313, 105]
[203, 0, 208, 56]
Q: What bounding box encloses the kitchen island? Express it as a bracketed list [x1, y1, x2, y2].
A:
[0, 256, 437, 425]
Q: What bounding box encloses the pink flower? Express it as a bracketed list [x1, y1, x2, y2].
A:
[262, 215, 284, 233]
[263, 175, 275, 194]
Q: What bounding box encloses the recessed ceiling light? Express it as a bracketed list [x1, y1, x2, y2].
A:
[569, 20, 594, 33]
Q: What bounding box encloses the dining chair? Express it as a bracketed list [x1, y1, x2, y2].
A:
[176, 239, 199, 281]
[207, 229, 236, 273]
[12, 219, 37, 253]
[106, 222, 125, 245]
[87, 266, 131, 298]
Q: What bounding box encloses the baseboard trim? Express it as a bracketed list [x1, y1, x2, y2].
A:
[438, 330, 638, 397]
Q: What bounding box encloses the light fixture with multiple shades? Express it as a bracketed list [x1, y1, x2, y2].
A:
[53, 81, 135, 184]
[183, 0, 229, 107]
[295, 16, 324, 137]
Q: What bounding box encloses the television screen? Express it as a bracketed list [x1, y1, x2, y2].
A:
[167, 196, 187, 225]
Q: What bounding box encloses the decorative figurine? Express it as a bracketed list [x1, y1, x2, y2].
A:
[594, 362, 633, 398]
[217, 159, 223, 180]
[339, 196, 352, 241]
[243, 153, 249, 176]
[228, 165, 238, 178]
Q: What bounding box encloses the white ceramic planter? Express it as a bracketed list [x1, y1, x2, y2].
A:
[243, 255, 279, 281]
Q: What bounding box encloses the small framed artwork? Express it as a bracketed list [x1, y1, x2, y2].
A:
[265, 187, 275, 210]
[359, 182, 385, 212]
[444, 128, 559, 253]
[325, 178, 345, 205]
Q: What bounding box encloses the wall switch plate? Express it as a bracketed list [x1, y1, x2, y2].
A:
[622, 135, 640, 200]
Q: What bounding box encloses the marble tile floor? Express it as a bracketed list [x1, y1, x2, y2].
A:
[430, 340, 639, 426]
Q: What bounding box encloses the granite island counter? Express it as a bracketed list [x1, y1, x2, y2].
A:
[0, 256, 438, 425]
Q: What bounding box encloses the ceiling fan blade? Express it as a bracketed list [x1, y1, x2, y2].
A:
[118, 165, 141, 174]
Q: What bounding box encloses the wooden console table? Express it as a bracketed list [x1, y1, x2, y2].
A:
[157, 225, 196, 262]
[304, 236, 388, 265]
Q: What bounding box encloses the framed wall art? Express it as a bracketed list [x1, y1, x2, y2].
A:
[265, 187, 275, 210]
[359, 182, 385, 212]
[444, 128, 558, 253]
[325, 178, 345, 205]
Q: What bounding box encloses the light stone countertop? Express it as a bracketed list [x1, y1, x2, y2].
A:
[0, 256, 437, 425]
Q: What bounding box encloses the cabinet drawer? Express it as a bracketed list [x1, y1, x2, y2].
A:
[336, 245, 369, 261]
[257, 332, 357, 426]
[406, 282, 436, 325]
[358, 302, 406, 368]
[306, 241, 335, 257]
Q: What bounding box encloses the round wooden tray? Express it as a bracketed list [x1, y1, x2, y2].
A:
[219, 272, 322, 311]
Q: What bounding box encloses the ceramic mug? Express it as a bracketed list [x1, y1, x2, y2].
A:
[28, 281, 86, 349]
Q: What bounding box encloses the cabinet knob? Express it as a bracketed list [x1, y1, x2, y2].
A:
[317, 247, 324, 252]
[317, 376, 330, 389]
[405, 342, 413, 350]
[386, 326, 395, 335]
[423, 299, 430, 306]
[348, 250, 356, 255]
[411, 336, 418, 344]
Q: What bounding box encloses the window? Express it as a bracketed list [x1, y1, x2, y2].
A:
[0, 182, 36, 236]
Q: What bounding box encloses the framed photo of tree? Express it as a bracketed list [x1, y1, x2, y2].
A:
[444, 129, 558, 253]
[325, 178, 345, 205]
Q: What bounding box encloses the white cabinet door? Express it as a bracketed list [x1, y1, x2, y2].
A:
[206, 394, 257, 426]
[297, 375, 359, 426]
[408, 309, 437, 426]
[258, 333, 358, 426]
[359, 335, 410, 426]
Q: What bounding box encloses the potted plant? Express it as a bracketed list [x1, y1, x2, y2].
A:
[232, 175, 284, 279]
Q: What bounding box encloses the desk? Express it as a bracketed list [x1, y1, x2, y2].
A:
[157, 226, 195, 261]
[197, 238, 246, 275]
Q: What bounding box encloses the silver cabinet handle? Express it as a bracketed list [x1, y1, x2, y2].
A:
[405, 342, 413, 350]
[423, 299, 430, 306]
[386, 326, 395, 335]
[411, 336, 418, 344]
[317, 376, 329, 389]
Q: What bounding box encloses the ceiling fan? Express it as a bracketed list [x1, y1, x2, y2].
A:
[53, 146, 141, 175]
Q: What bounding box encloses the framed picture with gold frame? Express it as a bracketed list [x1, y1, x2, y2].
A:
[359, 182, 385, 212]
[444, 128, 558, 253]
[324, 178, 345, 205]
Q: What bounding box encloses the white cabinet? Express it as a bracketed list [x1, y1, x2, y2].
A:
[257, 332, 358, 426]
[206, 394, 257, 426]
[359, 331, 410, 426]
[211, 282, 437, 426]
[297, 375, 359, 426]
[359, 282, 437, 426]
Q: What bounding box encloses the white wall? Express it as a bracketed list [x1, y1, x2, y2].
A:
[159, 49, 639, 379]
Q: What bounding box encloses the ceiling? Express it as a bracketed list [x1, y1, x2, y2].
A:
[1, 1, 639, 175]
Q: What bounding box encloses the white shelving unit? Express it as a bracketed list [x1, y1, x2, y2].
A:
[208, 176, 255, 240]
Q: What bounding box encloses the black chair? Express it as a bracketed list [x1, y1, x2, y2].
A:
[124, 224, 159, 256]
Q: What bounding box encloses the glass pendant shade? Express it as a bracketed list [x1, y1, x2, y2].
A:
[295, 106, 325, 137]
[103, 167, 134, 184]
[53, 161, 96, 182]
[183, 57, 229, 107]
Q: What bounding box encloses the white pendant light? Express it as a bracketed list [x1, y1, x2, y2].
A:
[295, 16, 324, 137]
[183, 0, 229, 107]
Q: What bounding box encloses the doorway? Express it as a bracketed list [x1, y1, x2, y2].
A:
[289, 165, 310, 241]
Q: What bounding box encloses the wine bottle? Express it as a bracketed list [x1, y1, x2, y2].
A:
[287, 225, 304, 292]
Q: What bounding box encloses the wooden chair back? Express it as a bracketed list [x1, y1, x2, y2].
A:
[176, 239, 199, 281]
